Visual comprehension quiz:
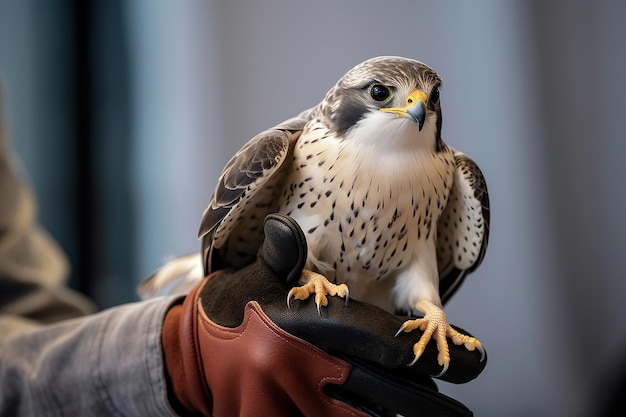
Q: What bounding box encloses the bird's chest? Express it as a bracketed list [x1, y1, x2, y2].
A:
[278, 129, 455, 287]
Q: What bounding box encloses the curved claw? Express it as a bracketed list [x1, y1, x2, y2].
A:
[407, 351, 422, 367]
[286, 288, 296, 309]
[432, 362, 449, 378]
[397, 300, 482, 378]
[476, 341, 486, 362]
[286, 272, 349, 314]
[286, 287, 326, 316]
[394, 321, 409, 338]
[406, 346, 450, 378]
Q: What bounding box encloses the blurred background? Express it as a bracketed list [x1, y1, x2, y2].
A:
[1, 0, 625, 415]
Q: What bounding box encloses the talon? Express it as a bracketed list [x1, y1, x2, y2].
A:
[341, 284, 350, 305]
[465, 339, 487, 362]
[287, 288, 295, 308]
[407, 353, 420, 367]
[476, 341, 486, 362]
[433, 361, 449, 377]
[448, 324, 485, 362]
[314, 292, 328, 311]
[396, 317, 424, 337]
[286, 282, 315, 308]
[394, 324, 406, 338]
[400, 299, 484, 376]
[407, 340, 426, 367]
[287, 270, 349, 313]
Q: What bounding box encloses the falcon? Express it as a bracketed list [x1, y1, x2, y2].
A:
[140, 56, 490, 375]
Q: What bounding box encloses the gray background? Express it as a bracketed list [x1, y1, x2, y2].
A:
[1, 1, 625, 415]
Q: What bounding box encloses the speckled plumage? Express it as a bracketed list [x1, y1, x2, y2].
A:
[140, 56, 490, 374]
[197, 56, 489, 315]
[276, 120, 457, 312]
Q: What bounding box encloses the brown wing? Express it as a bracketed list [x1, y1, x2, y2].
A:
[199, 108, 315, 275]
[436, 152, 490, 305]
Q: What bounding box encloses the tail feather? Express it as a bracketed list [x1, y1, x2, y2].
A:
[137, 253, 204, 299]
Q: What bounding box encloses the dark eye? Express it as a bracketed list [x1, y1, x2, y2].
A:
[369, 84, 391, 102]
[429, 86, 440, 106]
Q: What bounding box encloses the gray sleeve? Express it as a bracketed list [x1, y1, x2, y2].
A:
[0, 295, 182, 417]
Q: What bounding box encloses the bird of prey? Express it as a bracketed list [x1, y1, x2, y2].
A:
[140, 56, 490, 375]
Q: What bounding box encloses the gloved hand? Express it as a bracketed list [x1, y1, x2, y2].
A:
[162, 214, 486, 417]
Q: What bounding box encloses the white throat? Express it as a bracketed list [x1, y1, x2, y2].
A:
[342, 110, 438, 155]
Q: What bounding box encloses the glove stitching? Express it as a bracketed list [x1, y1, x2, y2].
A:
[195, 299, 366, 416]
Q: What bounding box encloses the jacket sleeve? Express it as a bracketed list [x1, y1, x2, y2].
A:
[0, 295, 183, 416]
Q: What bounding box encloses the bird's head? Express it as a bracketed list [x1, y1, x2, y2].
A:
[319, 56, 444, 153]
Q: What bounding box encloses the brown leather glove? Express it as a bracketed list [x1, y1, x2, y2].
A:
[162, 214, 485, 417]
[163, 284, 363, 417]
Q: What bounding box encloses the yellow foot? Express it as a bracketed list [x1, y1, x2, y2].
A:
[395, 299, 485, 377]
[287, 270, 349, 314]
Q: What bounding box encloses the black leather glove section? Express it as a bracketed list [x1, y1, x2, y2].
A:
[199, 213, 485, 417]
[329, 355, 473, 417]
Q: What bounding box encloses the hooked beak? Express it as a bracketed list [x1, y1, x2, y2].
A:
[379, 89, 428, 131]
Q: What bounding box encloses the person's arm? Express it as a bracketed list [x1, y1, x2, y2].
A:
[1, 295, 181, 416]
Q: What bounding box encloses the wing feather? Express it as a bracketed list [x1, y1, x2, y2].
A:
[436, 152, 490, 305]
[199, 110, 314, 274]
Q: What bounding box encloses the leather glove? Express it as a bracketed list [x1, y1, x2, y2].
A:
[162, 214, 486, 417]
